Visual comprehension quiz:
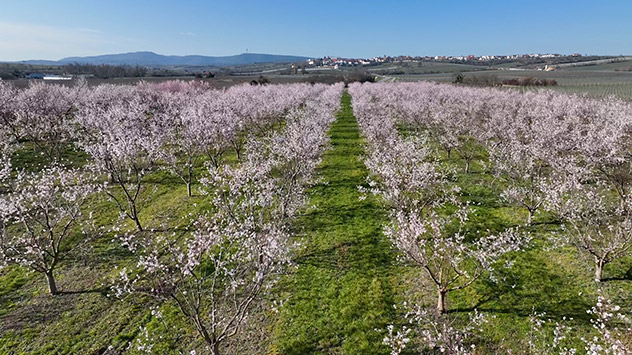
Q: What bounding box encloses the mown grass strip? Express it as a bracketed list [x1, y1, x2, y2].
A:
[274, 91, 396, 354]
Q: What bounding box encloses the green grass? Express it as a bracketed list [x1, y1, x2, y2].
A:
[366, 61, 485, 75]
[273, 91, 398, 354]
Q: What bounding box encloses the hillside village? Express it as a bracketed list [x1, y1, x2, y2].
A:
[308, 52, 593, 69]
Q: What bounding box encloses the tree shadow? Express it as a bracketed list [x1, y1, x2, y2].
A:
[602, 264, 632, 282]
[446, 252, 595, 322]
[58, 286, 110, 296]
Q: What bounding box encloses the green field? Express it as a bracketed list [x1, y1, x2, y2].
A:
[366, 61, 486, 75]
[563, 58, 632, 71]
[392, 66, 632, 100]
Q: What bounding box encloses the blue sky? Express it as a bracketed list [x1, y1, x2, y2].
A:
[0, 0, 630, 60]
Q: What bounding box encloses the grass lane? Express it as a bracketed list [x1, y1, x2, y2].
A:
[274, 91, 397, 354]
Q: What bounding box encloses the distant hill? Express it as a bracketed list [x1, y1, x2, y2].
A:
[17, 51, 310, 67]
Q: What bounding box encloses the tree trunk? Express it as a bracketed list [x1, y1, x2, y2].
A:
[447, 149, 451, 159]
[234, 146, 241, 161]
[45, 270, 58, 295]
[186, 163, 193, 197]
[527, 209, 534, 225]
[437, 289, 447, 314]
[129, 201, 143, 232]
[132, 214, 143, 232]
[464, 160, 470, 174]
[193, 316, 218, 355]
[595, 258, 605, 282]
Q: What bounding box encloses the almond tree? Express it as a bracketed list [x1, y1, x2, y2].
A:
[583, 295, 631, 354]
[363, 136, 446, 213]
[489, 140, 550, 225]
[161, 90, 238, 196]
[383, 305, 489, 355]
[352, 82, 527, 314]
[270, 104, 336, 218]
[385, 207, 525, 314]
[0, 128, 16, 190]
[137, 81, 223, 197]
[434, 99, 481, 173]
[574, 98, 632, 211]
[527, 311, 576, 355]
[76, 88, 166, 231]
[0, 81, 19, 144]
[115, 139, 292, 354]
[545, 177, 632, 282]
[0, 164, 98, 294]
[525, 294, 631, 354]
[14, 82, 80, 163]
[157, 91, 202, 197]
[116, 137, 322, 353]
[0, 82, 21, 189]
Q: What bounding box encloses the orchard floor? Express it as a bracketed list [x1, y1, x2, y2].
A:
[1, 91, 631, 354]
[273, 91, 398, 354]
[272, 91, 632, 353]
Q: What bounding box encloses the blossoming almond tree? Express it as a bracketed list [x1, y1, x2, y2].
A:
[385, 207, 526, 314]
[363, 136, 446, 214]
[160, 90, 237, 196]
[544, 178, 632, 282]
[0, 129, 16, 189]
[489, 140, 550, 225]
[351, 83, 527, 314]
[14, 82, 81, 163]
[583, 295, 631, 354]
[76, 89, 166, 231]
[0, 82, 19, 143]
[0, 164, 99, 295]
[526, 294, 631, 354]
[383, 304, 489, 355]
[115, 139, 293, 354]
[156, 91, 201, 197]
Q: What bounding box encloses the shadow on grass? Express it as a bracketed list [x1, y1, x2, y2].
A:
[602, 265, 632, 282]
[58, 286, 110, 296]
[455, 252, 596, 321]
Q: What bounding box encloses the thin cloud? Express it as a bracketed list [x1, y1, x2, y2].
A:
[0, 21, 129, 61]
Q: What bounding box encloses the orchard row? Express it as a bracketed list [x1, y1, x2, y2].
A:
[349, 82, 631, 354]
[0, 80, 344, 354]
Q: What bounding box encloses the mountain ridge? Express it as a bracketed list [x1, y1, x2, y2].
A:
[14, 51, 310, 66]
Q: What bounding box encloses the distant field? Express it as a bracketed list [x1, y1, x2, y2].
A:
[365, 61, 486, 74]
[393, 68, 632, 100]
[560, 58, 632, 71]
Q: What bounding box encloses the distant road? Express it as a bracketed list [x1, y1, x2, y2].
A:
[375, 75, 397, 83]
